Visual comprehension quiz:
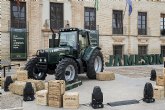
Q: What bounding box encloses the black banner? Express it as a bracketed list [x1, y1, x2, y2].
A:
[10, 29, 27, 60]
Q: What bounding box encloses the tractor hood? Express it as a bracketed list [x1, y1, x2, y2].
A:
[45, 47, 70, 53]
[44, 47, 71, 64]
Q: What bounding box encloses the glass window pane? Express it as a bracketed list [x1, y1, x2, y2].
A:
[85, 21, 89, 26]
[142, 16, 146, 20]
[113, 45, 122, 56]
[138, 25, 141, 29]
[84, 7, 96, 30]
[112, 10, 123, 34]
[12, 6, 17, 11]
[20, 7, 25, 12]
[85, 17, 89, 22]
[161, 18, 164, 22]
[85, 12, 89, 16]
[113, 23, 116, 28]
[161, 21, 163, 25]
[138, 46, 147, 55]
[112, 19, 116, 28]
[13, 12, 18, 17]
[138, 16, 141, 20]
[142, 20, 145, 25]
[20, 13, 24, 17]
[138, 19, 141, 25]
[91, 16, 95, 21]
[142, 25, 145, 29]
[90, 12, 94, 16]
[161, 25, 163, 29]
[50, 3, 63, 29]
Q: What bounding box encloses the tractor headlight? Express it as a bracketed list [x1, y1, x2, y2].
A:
[39, 58, 42, 62]
[44, 59, 47, 62]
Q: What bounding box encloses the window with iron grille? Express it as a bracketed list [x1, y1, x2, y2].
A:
[138, 45, 147, 55]
[113, 45, 123, 57]
[112, 10, 123, 34]
[50, 3, 63, 30]
[161, 46, 165, 57]
[10, 2, 26, 29]
[84, 7, 96, 30]
[160, 14, 165, 36]
[138, 12, 147, 35]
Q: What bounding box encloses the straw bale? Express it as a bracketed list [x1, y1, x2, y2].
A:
[9, 81, 36, 96]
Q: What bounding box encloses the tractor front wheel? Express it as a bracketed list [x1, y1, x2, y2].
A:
[25, 58, 47, 80]
[55, 58, 78, 83]
[86, 49, 104, 79]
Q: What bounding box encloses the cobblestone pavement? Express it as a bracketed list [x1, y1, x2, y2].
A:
[1, 65, 165, 110]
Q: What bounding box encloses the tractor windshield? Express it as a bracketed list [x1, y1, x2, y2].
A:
[59, 31, 77, 49]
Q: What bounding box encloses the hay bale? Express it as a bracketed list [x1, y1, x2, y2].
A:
[19, 66, 25, 71]
[45, 82, 48, 90]
[48, 80, 65, 95]
[11, 74, 17, 81]
[26, 79, 45, 91]
[9, 81, 36, 96]
[16, 70, 28, 81]
[96, 71, 115, 81]
[63, 92, 79, 109]
[36, 90, 48, 106]
[1, 78, 5, 89]
[48, 95, 62, 107]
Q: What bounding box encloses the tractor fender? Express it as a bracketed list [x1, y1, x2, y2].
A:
[82, 46, 101, 61]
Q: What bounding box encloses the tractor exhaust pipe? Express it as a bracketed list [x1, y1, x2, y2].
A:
[50, 27, 56, 48]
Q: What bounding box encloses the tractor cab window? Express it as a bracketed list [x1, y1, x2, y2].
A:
[79, 33, 88, 49]
[59, 31, 77, 49]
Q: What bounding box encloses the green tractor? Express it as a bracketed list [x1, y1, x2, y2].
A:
[25, 28, 104, 83]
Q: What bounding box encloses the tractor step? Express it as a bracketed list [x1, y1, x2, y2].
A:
[66, 80, 82, 91]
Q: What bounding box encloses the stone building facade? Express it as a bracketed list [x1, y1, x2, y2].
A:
[1, 0, 165, 65]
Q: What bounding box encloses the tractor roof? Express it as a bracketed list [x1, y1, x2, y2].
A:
[59, 28, 90, 32]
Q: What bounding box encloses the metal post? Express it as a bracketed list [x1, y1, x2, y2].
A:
[52, 33, 56, 47]
[3, 66, 6, 77]
[3, 64, 20, 77]
[128, 15, 131, 54]
[50, 28, 56, 48]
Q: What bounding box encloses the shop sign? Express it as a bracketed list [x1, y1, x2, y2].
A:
[105, 54, 163, 66]
[10, 29, 27, 60]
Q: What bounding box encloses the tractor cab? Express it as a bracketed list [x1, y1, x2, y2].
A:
[59, 28, 99, 54]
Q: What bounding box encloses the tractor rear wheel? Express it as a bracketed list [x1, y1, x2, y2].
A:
[25, 58, 47, 80]
[55, 58, 78, 83]
[86, 49, 104, 79]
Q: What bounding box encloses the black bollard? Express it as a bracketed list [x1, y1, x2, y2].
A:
[150, 69, 156, 81]
[91, 86, 104, 109]
[143, 82, 155, 103]
[4, 76, 13, 92]
[23, 82, 35, 101]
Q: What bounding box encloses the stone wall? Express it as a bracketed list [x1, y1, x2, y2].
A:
[1, 1, 11, 64]
[1, 0, 165, 65]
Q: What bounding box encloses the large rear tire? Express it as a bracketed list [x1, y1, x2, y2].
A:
[25, 58, 47, 80]
[55, 58, 78, 83]
[86, 49, 104, 79]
